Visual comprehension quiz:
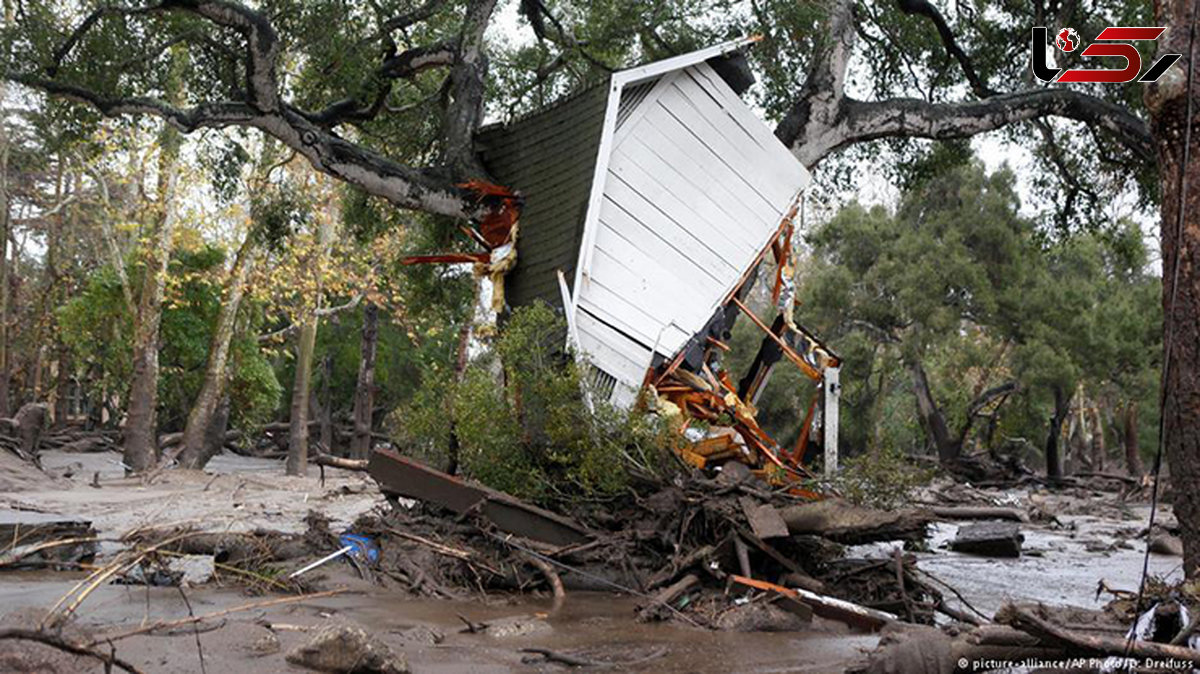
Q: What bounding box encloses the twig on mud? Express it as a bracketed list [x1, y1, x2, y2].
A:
[913, 567, 991, 622]
[385, 527, 501, 575]
[0, 628, 145, 673]
[0, 536, 100, 568]
[519, 645, 669, 668]
[482, 530, 705, 628]
[456, 614, 488, 634]
[42, 531, 207, 628]
[175, 585, 207, 674]
[86, 589, 350, 646]
[525, 553, 565, 613]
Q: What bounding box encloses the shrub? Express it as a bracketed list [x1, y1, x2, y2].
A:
[391, 302, 682, 503]
[832, 443, 934, 510]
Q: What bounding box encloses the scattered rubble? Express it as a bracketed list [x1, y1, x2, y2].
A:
[285, 623, 409, 674]
[949, 522, 1024, 558]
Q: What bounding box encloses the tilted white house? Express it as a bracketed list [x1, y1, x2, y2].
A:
[477, 38, 838, 465]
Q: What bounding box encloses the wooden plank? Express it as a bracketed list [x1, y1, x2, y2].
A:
[682, 64, 807, 188]
[607, 148, 757, 259]
[653, 83, 796, 208]
[587, 247, 715, 338]
[600, 180, 739, 279]
[577, 280, 691, 353]
[592, 207, 727, 294]
[575, 321, 652, 388]
[609, 141, 766, 254]
[619, 123, 780, 229]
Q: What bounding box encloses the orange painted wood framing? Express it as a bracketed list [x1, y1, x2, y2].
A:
[729, 297, 822, 381]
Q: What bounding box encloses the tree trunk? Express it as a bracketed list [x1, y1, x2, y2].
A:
[350, 302, 378, 460]
[0, 76, 10, 419]
[176, 238, 257, 469]
[319, 354, 333, 454]
[53, 347, 70, 426]
[1123, 402, 1144, 478]
[1044, 385, 1069, 481]
[122, 51, 184, 474]
[285, 190, 337, 476]
[286, 313, 318, 476]
[1151, 0, 1200, 580]
[202, 395, 231, 460]
[909, 360, 957, 463]
[1089, 406, 1106, 473]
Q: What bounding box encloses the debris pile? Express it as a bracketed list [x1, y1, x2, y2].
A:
[356, 447, 957, 631]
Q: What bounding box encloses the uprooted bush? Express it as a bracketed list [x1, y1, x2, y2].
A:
[831, 443, 934, 510]
[390, 302, 684, 504]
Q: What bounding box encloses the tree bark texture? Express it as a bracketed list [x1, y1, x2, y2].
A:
[1045, 385, 1069, 480]
[176, 237, 257, 469]
[1123, 402, 1145, 478]
[286, 193, 337, 476]
[1151, 0, 1200, 580]
[909, 360, 957, 462]
[350, 302, 378, 460]
[286, 313, 318, 476]
[122, 115, 182, 473]
[0, 79, 9, 419]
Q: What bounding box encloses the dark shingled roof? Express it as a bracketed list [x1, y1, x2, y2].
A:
[475, 80, 611, 311]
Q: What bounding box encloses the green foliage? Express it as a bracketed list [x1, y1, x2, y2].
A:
[833, 444, 935, 510]
[392, 302, 680, 503]
[794, 159, 1160, 467]
[58, 245, 282, 430]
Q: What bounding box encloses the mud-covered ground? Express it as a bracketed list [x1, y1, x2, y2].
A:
[0, 450, 1183, 673]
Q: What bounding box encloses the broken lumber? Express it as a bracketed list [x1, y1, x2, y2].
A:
[731, 574, 896, 631]
[950, 521, 1023, 558]
[638, 573, 699, 622]
[996, 602, 1200, 666]
[778, 499, 930, 544]
[927, 506, 1027, 523]
[0, 515, 97, 569]
[368, 448, 590, 546]
[740, 497, 789, 539]
[312, 454, 368, 471]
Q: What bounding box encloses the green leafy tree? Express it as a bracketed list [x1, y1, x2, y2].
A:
[58, 245, 282, 435]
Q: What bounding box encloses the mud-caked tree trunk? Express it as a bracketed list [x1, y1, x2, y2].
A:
[1123, 402, 1145, 478]
[350, 302, 378, 460]
[1045, 385, 1069, 481]
[1150, 0, 1200, 580]
[286, 195, 336, 476]
[122, 134, 181, 473]
[176, 238, 257, 469]
[0, 80, 10, 419]
[1089, 407, 1106, 473]
[122, 48, 185, 473]
[909, 360, 958, 463]
[286, 314, 319, 476]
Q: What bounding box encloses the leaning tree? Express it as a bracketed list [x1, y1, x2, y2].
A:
[4, 0, 1196, 575]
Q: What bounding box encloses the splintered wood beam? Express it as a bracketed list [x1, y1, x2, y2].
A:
[729, 298, 821, 381]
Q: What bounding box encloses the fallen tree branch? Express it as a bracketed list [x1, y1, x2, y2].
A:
[87, 589, 350, 646]
[927, 506, 1027, 523]
[0, 536, 99, 568]
[526, 553, 565, 613]
[0, 628, 144, 673]
[996, 603, 1200, 665]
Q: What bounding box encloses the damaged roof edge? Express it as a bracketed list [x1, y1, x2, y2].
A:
[567, 36, 765, 324]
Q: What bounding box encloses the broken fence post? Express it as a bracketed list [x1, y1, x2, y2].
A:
[824, 366, 839, 476]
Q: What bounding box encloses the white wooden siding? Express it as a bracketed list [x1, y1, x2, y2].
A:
[571, 58, 810, 407]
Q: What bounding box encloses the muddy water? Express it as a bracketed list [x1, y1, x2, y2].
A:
[2, 452, 1186, 671]
[851, 504, 1184, 619]
[0, 570, 880, 673]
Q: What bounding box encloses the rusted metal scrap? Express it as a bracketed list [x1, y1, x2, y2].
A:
[368, 448, 591, 547]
